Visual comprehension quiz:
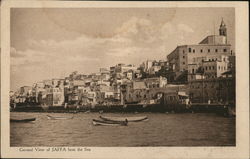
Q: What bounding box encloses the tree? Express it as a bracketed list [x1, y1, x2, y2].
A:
[138, 66, 149, 79]
[155, 66, 170, 78]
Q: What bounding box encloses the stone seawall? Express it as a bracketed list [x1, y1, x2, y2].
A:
[12, 103, 233, 116]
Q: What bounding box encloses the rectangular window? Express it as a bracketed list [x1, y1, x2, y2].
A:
[193, 49, 195, 53]
[200, 49, 203, 53]
[208, 49, 210, 53]
[183, 62, 185, 65]
[183, 56, 185, 58]
[189, 48, 191, 52]
[215, 49, 218, 52]
[223, 49, 227, 52]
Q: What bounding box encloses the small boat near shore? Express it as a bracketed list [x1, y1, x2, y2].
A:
[47, 115, 74, 120]
[10, 118, 36, 123]
[92, 119, 128, 126]
[100, 115, 148, 122]
[84, 110, 91, 113]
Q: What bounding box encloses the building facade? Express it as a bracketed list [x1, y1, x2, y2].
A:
[167, 19, 233, 82]
[188, 77, 235, 104]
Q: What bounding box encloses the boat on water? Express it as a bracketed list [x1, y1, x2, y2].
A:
[47, 115, 74, 120]
[92, 119, 128, 126]
[84, 110, 91, 113]
[100, 115, 148, 122]
[10, 118, 36, 123]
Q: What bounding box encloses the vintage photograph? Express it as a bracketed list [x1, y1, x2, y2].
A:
[9, 7, 237, 147]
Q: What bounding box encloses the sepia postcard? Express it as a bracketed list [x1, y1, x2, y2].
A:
[1, 1, 249, 159]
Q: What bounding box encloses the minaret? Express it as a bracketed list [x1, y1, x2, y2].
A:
[219, 18, 227, 43]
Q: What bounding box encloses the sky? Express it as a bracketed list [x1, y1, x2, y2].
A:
[10, 8, 235, 91]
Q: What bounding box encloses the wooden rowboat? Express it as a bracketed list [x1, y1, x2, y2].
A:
[92, 119, 128, 126]
[10, 118, 36, 123]
[100, 115, 148, 122]
[47, 115, 73, 120]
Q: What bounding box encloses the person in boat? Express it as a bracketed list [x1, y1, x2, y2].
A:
[124, 119, 128, 126]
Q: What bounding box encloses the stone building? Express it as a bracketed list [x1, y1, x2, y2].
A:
[188, 77, 235, 104]
[167, 19, 233, 82]
[19, 86, 32, 97]
[140, 60, 169, 75]
[140, 60, 154, 72]
[32, 82, 45, 103]
[45, 87, 65, 106]
[201, 60, 229, 79]
[121, 77, 184, 104]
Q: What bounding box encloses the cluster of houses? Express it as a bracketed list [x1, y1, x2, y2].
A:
[10, 63, 170, 107]
[10, 19, 236, 108]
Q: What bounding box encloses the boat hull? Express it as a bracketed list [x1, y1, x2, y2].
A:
[100, 115, 148, 122]
[92, 119, 128, 126]
[10, 118, 36, 123]
[47, 115, 73, 120]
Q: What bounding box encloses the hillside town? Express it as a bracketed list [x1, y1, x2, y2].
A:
[10, 19, 236, 112]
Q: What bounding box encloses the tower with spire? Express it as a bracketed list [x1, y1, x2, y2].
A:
[219, 18, 227, 43]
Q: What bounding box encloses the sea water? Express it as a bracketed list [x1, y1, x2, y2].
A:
[10, 112, 235, 146]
